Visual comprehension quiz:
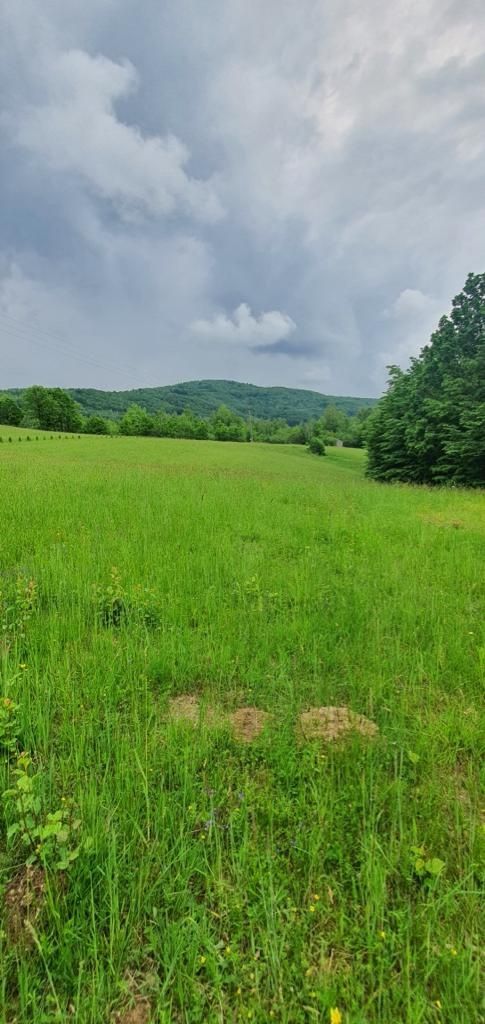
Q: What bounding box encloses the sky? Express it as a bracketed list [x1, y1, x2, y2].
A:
[1, 0, 484, 398]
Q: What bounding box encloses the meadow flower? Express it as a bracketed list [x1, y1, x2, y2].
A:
[309, 904, 316, 913]
[330, 1009, 342, 1024]
[199, 955, 206, 965]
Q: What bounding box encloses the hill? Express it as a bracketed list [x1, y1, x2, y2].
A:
[55, 380, 375, 423]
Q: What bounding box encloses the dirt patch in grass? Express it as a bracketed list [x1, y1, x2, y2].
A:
[229, 706, 271, 742]
[168, 696, 270, 742]
[3, 865, 46, 945]
[168, 694, 201, 724]
[113, 997, 152, 1024]
[167, 695, 222, 728]
[298, 706, 378, 743]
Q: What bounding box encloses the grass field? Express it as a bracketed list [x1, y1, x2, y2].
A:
[0, 426, 81, 441]
[0, 436, 483, 1023]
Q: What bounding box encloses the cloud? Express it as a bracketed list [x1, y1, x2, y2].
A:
[391, 289, 436, 317]
[8, 48, 223, 223]
[383, 288, 442, 321]
[190, 303, 296, 348]
[1, 0, 485, 397]
[254, 338, 320, 359]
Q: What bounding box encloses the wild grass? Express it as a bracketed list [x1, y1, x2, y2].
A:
[0, 437, 483, 1023]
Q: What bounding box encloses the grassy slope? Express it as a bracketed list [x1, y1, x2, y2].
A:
[0, 438, 483, 1023]
[0, 425, 80, 440]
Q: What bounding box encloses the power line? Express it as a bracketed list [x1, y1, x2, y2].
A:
[0, 309, 154, 390]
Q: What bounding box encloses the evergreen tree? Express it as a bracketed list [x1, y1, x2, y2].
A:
[367, 273, 485, 487]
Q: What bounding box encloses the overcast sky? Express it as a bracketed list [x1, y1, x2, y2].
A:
[1, 0, 484, 397]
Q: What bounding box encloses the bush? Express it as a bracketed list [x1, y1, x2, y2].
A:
[308, 436, 326, 456]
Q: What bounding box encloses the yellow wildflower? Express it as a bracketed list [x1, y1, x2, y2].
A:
[330, 1009, 343, 1024]
[199, 955, 206, 965]
[309, 904, 316, 913]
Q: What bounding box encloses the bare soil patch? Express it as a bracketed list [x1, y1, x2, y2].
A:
[298, 706, 378, 743]
[3, 865, 46, 945]
[168, 694, 200, 724]
[168, 697, 271, 742]
[168, 694, 222, 728]
[113, 997, 152, 1024]
[229, 706, 271, 742]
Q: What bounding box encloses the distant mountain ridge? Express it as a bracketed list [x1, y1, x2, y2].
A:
[68, 380, 377, 424]
[7, 380, 376, 424]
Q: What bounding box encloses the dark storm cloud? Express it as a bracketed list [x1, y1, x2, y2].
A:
[0, 0, 484, 396]
[254, 339, 321, 359]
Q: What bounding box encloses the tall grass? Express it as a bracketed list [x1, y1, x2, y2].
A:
[0, 437, 483, 1023]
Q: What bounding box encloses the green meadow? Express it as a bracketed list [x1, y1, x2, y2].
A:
[0, 434, 483, 1023]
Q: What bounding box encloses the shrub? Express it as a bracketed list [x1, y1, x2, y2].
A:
[308, 436, 326, 456]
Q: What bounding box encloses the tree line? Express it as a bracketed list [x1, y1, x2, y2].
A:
[366, 272, 485, 487]
[0, 385, 371, 450]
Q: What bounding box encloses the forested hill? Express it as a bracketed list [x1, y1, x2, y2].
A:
[62, 380, 375, 423]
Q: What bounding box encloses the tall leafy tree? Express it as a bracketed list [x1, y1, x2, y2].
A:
[0, 395, 22, 425]
[210, 405, 247, 441]
[367, 273, 485, 487]
[22, 386, 82, 431]
[119, 404, 154, 436]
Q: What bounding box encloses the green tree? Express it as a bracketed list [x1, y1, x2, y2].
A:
[210, 405, 246, 442]
[0, 395, 22, 426]
[84, 414, 110, 435]
[323, 404, 347, 435]
[367, 272, 485, 487]
[23, 386, 82, 432]
[119, 404, 154, 436]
